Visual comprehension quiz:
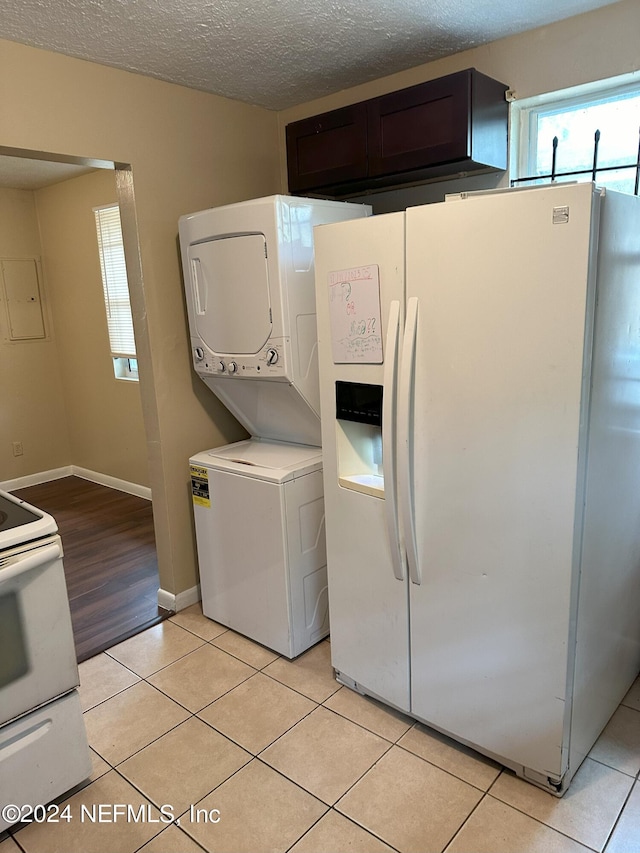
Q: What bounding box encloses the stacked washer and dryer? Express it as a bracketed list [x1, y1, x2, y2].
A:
[179, 196, 370, 658]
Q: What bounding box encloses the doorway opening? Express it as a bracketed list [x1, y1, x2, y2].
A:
[0, 146, 166, 661]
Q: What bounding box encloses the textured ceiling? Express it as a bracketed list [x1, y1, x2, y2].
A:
[0, 0, 622, 189]
[0, 0, 622, 111]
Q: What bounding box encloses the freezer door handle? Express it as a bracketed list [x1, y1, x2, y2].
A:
[398, 296, 421, 585]
[383, 300, 404, 581]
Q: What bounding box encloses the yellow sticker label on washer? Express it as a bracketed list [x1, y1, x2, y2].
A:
[190, 465, 210, 507]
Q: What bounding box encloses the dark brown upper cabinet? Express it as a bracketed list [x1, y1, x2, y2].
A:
[286, 69, 509, 197]
[285, 102, 368, 194]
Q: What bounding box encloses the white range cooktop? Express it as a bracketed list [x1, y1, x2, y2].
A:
[0, 489, 58, 551]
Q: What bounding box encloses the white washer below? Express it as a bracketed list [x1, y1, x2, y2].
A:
[189, 438, 329, 658]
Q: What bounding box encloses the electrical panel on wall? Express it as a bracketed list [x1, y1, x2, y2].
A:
[0, 258, 47, 343]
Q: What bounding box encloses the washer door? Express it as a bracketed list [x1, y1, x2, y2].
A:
[188, 233, 272, 355]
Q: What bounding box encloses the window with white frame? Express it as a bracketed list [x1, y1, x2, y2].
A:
[93, 204, 138, 381]
[511, 73, 640, 194]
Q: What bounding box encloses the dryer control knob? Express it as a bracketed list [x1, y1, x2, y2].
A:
[194, 347, 205, 361]
[217, 361, 226, 373]
[266, 348, 279, 365]
[228, 361, 238, 374]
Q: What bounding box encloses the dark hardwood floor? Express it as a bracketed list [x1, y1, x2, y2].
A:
[13, 476, 169, 663]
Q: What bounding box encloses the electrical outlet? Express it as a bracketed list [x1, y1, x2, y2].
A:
[12, 441, 23, 457]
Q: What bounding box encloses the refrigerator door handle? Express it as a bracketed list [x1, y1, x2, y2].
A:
[398, 296, 421, 585]
[383, 300, 404, 581]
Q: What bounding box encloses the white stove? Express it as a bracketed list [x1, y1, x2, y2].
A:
[0, 488, 91, 831]
[0, 489, 56, 547]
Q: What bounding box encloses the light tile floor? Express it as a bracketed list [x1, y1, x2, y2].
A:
[3, 603, 640, 853]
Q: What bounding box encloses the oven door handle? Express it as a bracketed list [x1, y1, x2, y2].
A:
[0, 541, 62, 586]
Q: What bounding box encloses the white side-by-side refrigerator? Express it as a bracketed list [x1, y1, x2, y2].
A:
[313, 182, 640, 795]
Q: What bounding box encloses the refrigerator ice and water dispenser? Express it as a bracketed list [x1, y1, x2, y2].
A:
[335, 381, 384, 498]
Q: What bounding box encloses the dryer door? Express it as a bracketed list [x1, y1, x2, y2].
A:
[189, 233, 272, 355]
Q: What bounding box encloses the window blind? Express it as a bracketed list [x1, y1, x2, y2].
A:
[94, 204, 136, 358]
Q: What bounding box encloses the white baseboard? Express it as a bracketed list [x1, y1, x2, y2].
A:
[1, 466, 151, 500]
[158, 584, 201, 613]
[72, 467, 152, 500]
[1, 466, 73, 492]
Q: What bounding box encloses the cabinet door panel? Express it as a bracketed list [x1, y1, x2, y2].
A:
[368, 72, 471, 177]
[286, 103, 368, 193]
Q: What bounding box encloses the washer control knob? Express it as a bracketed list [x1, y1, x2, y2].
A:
[194, 347, 205, 361]
[217, 361, 226, 373]
[228, 361, 238, 374]
[266, 348, 279, 365]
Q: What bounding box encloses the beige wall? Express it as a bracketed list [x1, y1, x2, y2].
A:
[278, 0, 640, 210]
[34, 169, 149, 486]
[0, 187, 71, 478]
[0, 37, 281, 599]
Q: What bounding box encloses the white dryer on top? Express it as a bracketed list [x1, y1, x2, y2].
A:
[179, 195, 370, 446]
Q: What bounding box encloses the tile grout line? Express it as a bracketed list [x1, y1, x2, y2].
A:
[440, 789, 489, 853]
[599, 778, 637, 853]
[284, 806, 405, 853]
[390, 736, 500, 794]
[480, 784, 615, 853]
[103, 630, 209, 678]
[258, 667, 341, 703]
